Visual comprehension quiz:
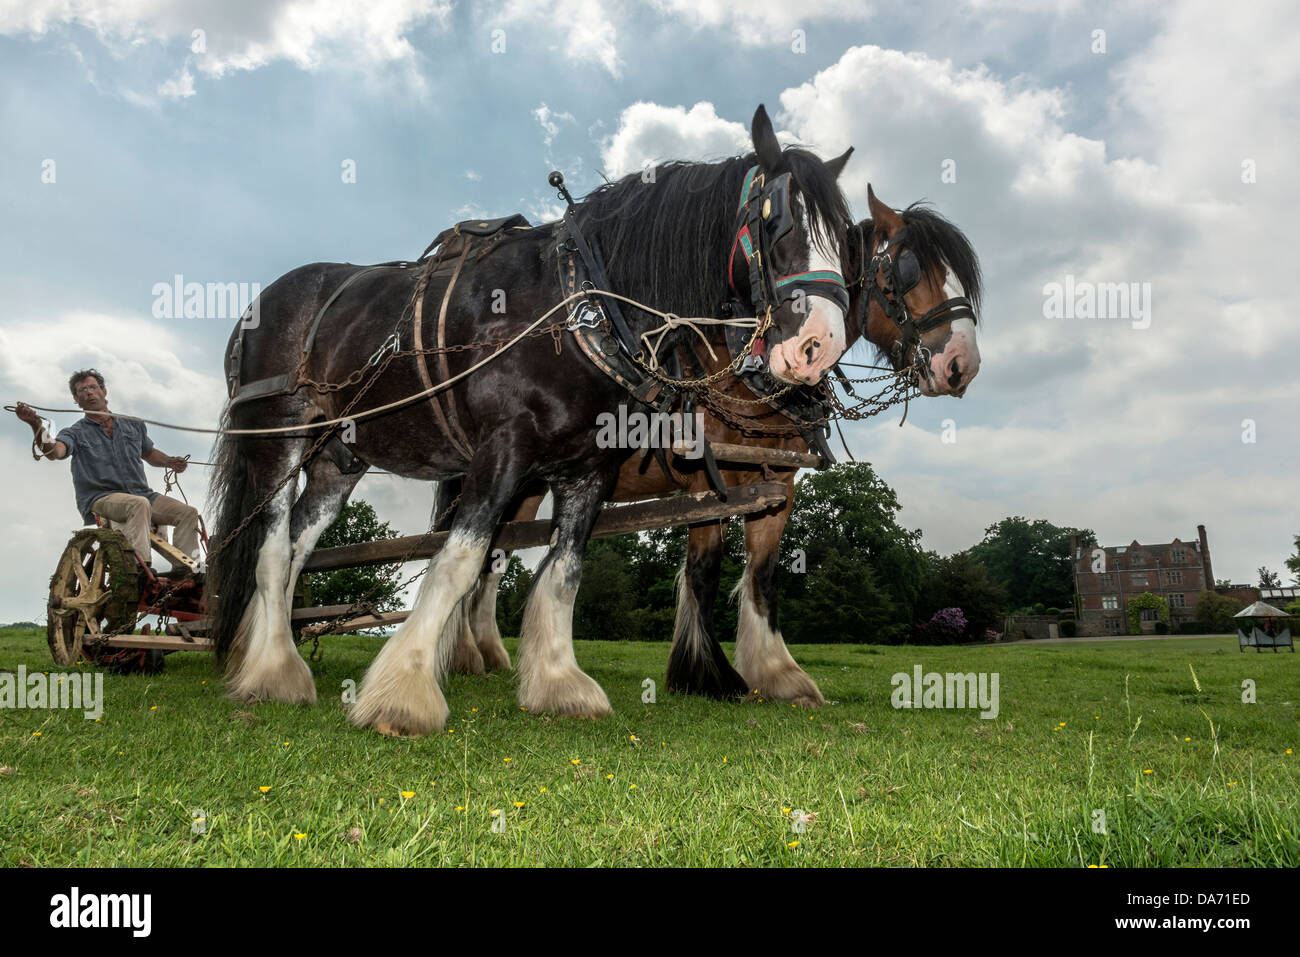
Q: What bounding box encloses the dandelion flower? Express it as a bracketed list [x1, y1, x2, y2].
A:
[503, 758, 512, 763]
[1228, 781, 1237, 787]
[455, 806, 465, 812]
[787, 840, 799, 849]
[1184, 737, 1191, 742]
[401, 791, 414, 799]
[150, 706, 158, 711]
[782, 807, 792, 815]
[259, 786, 271, 793]
[490, 809, 501, 817]
[1287, 749, 1293, 755]
[571, 759, 581, 765]
[539, 787, 547, 793]
[472, 708, 478, 712]
[447, 728, 455, 734]
[31, 732, 41, 737]
[1143, 769, 1153, 774]
[606, 774, 614, 780]
[283, 741, 290, 746]
[294, 833, 306, 840]
[513, 801, 525, 808]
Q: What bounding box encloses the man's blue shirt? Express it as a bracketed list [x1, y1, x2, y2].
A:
[55, 416, 157, 523]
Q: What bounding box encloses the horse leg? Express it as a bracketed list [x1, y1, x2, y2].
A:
[733, 496, 824, 707]
[224, 439, 317, 705]
[517, 472, 614, 717]
[283, 454, 365, 609]
[435, 479, 488, 676]
[667, 521, 749, 698]
[468, 490, 544, 672]
[350, 445, 523, 737]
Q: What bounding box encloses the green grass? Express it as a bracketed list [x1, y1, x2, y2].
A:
[1, 628, 1296, 866]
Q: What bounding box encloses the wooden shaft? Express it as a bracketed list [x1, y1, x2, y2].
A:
[672, 441, 823, 470]
[303, 482, 788, 572]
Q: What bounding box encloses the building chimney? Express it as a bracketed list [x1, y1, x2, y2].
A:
[1071, 534, 1079, 563]
[1198, 524, 1214, 587]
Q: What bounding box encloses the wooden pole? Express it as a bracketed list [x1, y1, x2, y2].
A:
[303, 482, 788, 572]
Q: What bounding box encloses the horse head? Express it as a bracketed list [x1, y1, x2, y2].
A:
[846, 187, 983, 397]
[730, 105, 855, 387]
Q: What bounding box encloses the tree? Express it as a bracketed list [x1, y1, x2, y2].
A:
[967, 517, 1093, 611]
[1195, 590, 1244, 633]
[574, 537, 637, 640]
[781, 463, 927, 631]
[782, 547, 902, 643]
[1283, 535, 1300, 584]
[1258, 567, 1281, 589]
[914, 550, 1008, 640]
[308, 500, 403, 612]
[495, 555, 533, 638]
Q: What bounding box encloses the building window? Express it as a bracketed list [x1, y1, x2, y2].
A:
[1167, 571, 1182, 584]
[1100, 573, 1115, 586]
[1130, 552, 1145, 565]
[1102, 596, 1118, 610]
[1140, 608, 1157, 621]
[1132, 573, 1148, 587]
[1172, 548, 1186, 563]
[1104, 618, 1123, 634]
[1170, 593, 1185, 607]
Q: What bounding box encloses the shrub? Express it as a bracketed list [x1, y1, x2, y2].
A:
[1032, 602, 1046, 615]
[1127, 592, 1171, 634]
[1059, 620, 1076, 637]
[1154, 621, 1169, 634]
[922, 607, 969, 644]
[1046, 606, 1061, 616]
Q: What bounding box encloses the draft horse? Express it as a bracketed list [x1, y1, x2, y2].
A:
[442, 188, 984, 706]
[206, 105, 856, 736]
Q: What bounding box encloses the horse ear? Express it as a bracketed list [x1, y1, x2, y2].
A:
[824, 146, 854, 179]
[867, 183, 905, 236]
[751, 104, 783, 172]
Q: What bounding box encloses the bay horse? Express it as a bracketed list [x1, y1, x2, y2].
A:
[206, 105, 857, 736]
[441, 188, 983, 706]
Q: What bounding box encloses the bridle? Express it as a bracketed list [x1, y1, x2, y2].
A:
[854, 223, 978, 375]
[727, 165, 850, 366]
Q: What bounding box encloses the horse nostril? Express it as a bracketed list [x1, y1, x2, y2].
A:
[948, 358, 962, 389]
[804, 339, 819, 365]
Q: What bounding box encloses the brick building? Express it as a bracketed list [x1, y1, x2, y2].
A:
[1070, 525, 1214, 636]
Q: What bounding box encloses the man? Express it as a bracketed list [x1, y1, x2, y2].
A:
[15, 369, 200, 578]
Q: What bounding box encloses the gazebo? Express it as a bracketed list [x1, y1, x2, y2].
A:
[1234, 601, 1295, 652]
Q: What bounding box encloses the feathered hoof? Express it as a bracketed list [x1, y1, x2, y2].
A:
[742, 663, 825, 708]
[667, 648, 749, 700]
[225, 652, 317, 705]
[520, 668, 611, 718]
[479, 641, 512, 673]
[447, 639, 486, 676]
[350, 661, 448, 738]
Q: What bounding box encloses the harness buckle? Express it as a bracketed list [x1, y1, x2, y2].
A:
[366, 333, 400, 368]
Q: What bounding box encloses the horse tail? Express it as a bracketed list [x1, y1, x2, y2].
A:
[204, 419, 267, 667]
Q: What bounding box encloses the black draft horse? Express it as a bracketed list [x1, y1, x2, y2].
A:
[441, 191, 984, 704]
[206, 105, 855, 737]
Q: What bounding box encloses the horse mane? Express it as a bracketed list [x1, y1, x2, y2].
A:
[570, 148, 852, 325]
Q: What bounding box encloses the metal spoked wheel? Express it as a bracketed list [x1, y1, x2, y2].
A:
[46, 529, 141, 666]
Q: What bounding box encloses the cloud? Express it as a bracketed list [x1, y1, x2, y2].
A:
[1, 0, 454, 89]
[599, 101, 752, 178]
[533, 102, 576, 148]
[647, 0, 874, 46]
[497, 0, 621, 77]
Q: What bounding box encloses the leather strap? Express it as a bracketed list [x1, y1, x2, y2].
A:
[435, 246, 475, 458]
[412, 251, 473, 461]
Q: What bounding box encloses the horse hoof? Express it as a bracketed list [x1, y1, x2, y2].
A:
[225, 655, 317, 705]
[520, 668, 611, 718]
[373, 720, 423, 740]
[743, 666, 825, 708]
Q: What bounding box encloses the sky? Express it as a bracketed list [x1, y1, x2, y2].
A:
[0, 0, 1296, 624]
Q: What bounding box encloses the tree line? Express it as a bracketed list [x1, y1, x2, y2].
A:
[309, 469, 1300, 645]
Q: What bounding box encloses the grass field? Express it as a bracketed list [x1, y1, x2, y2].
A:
[1, 627, 1296, 866]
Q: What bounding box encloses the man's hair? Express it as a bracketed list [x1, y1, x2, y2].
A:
[68, 369, 106, 399]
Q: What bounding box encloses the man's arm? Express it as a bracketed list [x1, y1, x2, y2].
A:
[14, 403, 67, 459]
[143, 447, 187, 472]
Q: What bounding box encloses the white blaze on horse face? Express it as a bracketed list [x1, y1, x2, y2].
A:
[767, 207, 848, 385]
[918, 268, 981, 397]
